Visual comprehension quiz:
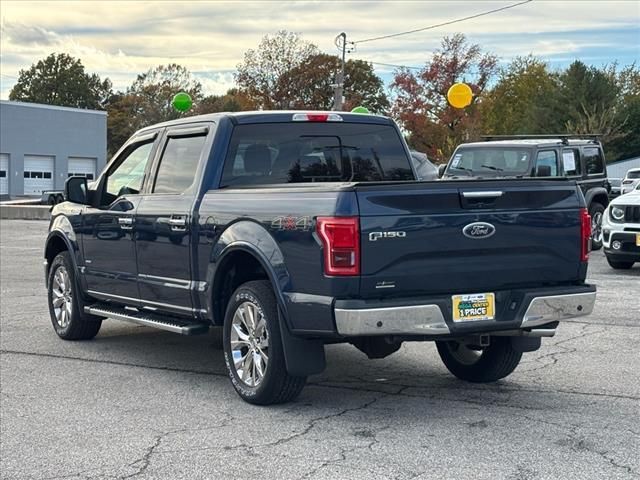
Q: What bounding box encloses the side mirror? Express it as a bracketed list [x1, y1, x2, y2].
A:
[536, 165, 552, 177]
[65, 176, 89, 204]
[438, 164, 447, 178]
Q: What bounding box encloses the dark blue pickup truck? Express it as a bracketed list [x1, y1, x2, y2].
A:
[44, 111, 596, 404]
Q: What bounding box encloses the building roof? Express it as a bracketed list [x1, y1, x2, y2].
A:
[0, 100, 107, 115]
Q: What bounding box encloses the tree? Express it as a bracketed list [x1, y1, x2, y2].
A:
[106, 64, 203, 154]
[285, 54, 389, 112]
[9, 53, 112, 109]
[603, 63, 640, 161]
[390, 34, 498, 162]
[235, 30, 319, 109]
[482, 56, 559, 135]
[194, 88, 257, 114]
[127, 63, 203, 125]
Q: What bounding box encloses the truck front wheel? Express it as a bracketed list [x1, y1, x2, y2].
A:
[223, 280, 306, 405]
[47, 252, 102, 340]
[436, 337, 522, 383]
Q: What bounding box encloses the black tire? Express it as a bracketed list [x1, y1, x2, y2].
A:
[436, 337, 522, 383]
[47, 196, 56, 206]
[606, 257, 634, 269]
[47, 251, 102, 340]
[589, 202, 605, 250]
[55, 194, 64, 204]
[223, 280, 306, 405]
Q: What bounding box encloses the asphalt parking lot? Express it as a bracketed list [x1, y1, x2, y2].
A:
[1, 219, 639, 480]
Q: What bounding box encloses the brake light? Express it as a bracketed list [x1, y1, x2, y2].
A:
[580, 207, 591, 262]
[292, 113, 343, 122]
[316, 217, 360, 276]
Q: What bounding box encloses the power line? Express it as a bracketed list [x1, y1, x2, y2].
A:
[352, 0, 533, 44]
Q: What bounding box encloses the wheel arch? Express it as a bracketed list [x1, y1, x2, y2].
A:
[585, 188, 609, 208]
[207, 220, 291, 327]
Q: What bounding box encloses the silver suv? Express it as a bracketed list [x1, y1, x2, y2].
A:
[621, 168, 640, 195]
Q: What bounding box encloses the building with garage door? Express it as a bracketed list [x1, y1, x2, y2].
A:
[0, 100, 107, 198]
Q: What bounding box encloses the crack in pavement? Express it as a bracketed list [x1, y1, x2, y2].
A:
[524, 324, 606, 374]
[300, 424, 393, 480]
[522, 415, 640, 477]
[3, 349, 639, 403]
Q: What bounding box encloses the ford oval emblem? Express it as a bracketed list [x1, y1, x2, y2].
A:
[462, 222, 496, 239]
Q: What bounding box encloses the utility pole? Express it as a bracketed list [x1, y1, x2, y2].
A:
[333, 32, 347, 111]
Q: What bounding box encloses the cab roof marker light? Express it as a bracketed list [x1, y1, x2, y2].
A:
[292, 113, 343, 122]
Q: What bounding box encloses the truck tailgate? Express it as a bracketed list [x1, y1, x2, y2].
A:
[356, 180, 585, 298]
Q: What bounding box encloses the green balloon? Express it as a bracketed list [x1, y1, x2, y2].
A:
[172, 92, 192, 112]
[351, 106, 370, 114]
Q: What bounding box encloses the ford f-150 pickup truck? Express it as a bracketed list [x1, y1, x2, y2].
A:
[44, 111, 596, 405]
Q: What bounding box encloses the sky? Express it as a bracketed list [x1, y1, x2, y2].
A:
[1, 0, 639, 100]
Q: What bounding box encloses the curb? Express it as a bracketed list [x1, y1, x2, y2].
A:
[0, 205, 51, 221]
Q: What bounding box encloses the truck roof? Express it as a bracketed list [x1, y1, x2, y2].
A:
[457, 138, 601, 148]
[137, 110, 395, 133]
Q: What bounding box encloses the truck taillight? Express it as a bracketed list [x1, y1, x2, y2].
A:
[580, 207, 591, 262]
[316, 217, 360, 276]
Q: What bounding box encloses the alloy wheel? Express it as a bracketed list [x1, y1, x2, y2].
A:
[230, 301, 269, 387]
[51, 266, 73, 329]
[591, 211, 603, 243]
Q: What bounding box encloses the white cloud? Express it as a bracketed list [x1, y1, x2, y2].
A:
[1, 1, 638, 98]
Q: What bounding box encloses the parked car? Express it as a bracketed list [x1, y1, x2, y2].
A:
[602, 182, 640, 269]
[608, 177, 622, 198]
[44, 112, 596, 405]
[621, 168, 640, 195]
[441, 135, 610, 250]
[410, 150, 438, 181]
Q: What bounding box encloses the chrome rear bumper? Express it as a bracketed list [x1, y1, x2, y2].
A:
[334, 291, 596, 337]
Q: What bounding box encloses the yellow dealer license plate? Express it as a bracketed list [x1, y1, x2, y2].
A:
[452, 293, 495, 322]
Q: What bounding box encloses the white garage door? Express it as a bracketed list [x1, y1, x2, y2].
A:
[0, 154, 8, 195]
[68, 157, 97, 181]
[24, 155, 55, 195]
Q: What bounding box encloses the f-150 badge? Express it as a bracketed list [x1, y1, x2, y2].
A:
[369, 231, 407, 241]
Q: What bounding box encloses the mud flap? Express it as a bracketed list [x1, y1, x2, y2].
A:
[278, 310, 326, 376]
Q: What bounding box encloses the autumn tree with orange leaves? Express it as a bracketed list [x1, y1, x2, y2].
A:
[391, 33, 497, 163]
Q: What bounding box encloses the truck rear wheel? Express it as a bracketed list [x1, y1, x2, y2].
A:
[436, 337, 522, 383]
[47, 252, 102, 340]
[223, 280, 306, 405]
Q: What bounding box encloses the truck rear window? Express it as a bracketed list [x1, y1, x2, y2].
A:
[220, 123, 414, 187]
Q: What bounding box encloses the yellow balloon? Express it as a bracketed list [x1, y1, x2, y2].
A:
[447, 83, 473, 109]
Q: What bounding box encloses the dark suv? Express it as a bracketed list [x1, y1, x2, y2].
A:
[441, 135, 610, 249]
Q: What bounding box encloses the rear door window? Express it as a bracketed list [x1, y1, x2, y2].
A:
[535, 150, 559, 176]
[153, 134, 207, 194]
[220, 123, 413, 187]
[583, 147, 604, 175]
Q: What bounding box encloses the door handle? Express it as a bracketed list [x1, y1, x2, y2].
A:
[169, 215, 188, 232]
[118, 217, 133, 230]
[461, 191, 504, 198]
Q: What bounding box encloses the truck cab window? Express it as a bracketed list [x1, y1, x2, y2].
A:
[104, 141, 154, 203]
[153, 135, 206, 194]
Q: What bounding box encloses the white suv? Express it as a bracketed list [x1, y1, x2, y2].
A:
[621, 168, 640, 195]
[602, 183, 640, 269]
